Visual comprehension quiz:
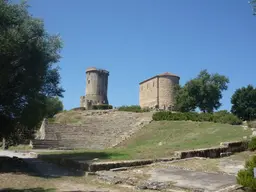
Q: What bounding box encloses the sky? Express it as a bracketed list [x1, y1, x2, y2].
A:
[22, 0, 256, 110]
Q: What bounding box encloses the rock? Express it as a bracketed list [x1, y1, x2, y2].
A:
[252, 131, 256, 137]
[136, 181, 170, 190]
[85, 172, 96, 176]
[220, 152, 232, 157]
[243, 136, 248, 140]
[251, 128, 256, 131]
[110, 167, 129, 172]
[158, 142, 163, 146]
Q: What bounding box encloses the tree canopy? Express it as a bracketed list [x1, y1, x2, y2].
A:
[45, 97, 64, 118]
[0, 0, 64, 140]
[250, 0, 256, 15]
[231, 85, 256, 121]
[175, 70, 229, 113]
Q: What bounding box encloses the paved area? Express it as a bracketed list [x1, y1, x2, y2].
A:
[218, 159, 244, 175]
[97, 162, 238, 191]
[149, 167, 236, 191]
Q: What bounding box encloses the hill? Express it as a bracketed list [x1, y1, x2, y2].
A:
[112, 120, 252, 159]
[35, 109, 153, 149]
[36, 112, 252, 161]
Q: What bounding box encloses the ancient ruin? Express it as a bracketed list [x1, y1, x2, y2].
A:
[80, 67, 109, 109]
[139, 72, 180, 110]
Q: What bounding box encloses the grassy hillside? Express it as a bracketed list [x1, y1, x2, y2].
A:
[39, 120, 252, 161]
[114, 121, 252, 159]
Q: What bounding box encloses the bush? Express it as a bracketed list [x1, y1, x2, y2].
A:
[71, 107, 86, 111]
[92, 104, 113, 110]
[237, 155, 256, 190]
[248, 137, 256, 151]
[152, 111, 242, 125]
[248, 120, 256, 128]
[118, 105, 150, 113]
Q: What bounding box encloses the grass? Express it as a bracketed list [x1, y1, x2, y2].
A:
[38, 121, 252, 161]
[48, 110, 84, 125]
[8, 144, 32, 151]
[165, 151, 256, 173]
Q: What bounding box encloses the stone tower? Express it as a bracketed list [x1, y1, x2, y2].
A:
[80, 67, 109, 109]
[139, 72, 180, 110]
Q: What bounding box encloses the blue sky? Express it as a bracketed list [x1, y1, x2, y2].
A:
[25, 0, 256, 110]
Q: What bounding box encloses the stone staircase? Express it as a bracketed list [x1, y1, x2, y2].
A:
[33, 110, 153, 150]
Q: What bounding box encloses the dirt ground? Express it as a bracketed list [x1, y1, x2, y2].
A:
[0, 151, 253, 192]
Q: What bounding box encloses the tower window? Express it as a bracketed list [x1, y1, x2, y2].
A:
[88, 80, 90, 84]
[153, 82, 154, 87]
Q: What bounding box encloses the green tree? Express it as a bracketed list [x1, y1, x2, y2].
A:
[45, 97, 64, 118]
[250, 0, 256, 15]
[175, 70, 229, 113]
[231, 85, 256, 121]
[174, 84, 197, 112]
[0, 0, 64, 141]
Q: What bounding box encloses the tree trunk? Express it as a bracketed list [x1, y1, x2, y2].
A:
[2, 138, 6, 150]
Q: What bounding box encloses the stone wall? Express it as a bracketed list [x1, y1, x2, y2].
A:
[158, 75, 179, 110]
[139, 77, 158, 109]
[139, 74, 179, 109]
[174, 141, 249, 159]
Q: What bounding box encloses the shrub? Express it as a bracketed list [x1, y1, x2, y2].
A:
[92, 104, 113, 110]
[248, 137, 256, 151]
[248, 120, 256, 128]
[237, 155, 256, 190]
[152, 111, 242, 125]
[71, 107, 86, 111]
[118, 105, 149, 113]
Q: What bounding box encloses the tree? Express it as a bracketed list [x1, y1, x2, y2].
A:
[231, 85, 256, 121]
[175, 70, 229, 113]
[250, 0, 256, 15]
[174, 84, 197, 112]
[0, 0, 64, 141]
[45, 97, 64, 118]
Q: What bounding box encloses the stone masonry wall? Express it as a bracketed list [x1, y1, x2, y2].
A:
[139, 77, 158, 108]
[139, 75, 179, 109]
[158, 75, 179, 110]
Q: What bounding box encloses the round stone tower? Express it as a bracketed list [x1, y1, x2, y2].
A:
[158, 73, 180, 110]
[84, 67, 109, 106]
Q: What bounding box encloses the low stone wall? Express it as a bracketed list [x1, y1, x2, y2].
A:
[220, 141, 248, 153]
[175, 141, 249, 159]
[88, 159, 155, 172]
[38, 141, 249, 172]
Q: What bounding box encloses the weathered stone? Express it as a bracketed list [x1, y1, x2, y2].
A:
[220, 152, 232, 157]
[110, 167, 129, 172]
[85, 171, 96, 176]
[175, 141, 248, 159]
[136, 181, 171, 190]
[33, 110, 153, 150]
[139, 72, 179, 110]
[89, 159, 154, 172]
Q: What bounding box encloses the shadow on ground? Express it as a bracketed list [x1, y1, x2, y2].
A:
[0, 156, 84, 178]
[0, 188, 55, 192]
[38, 151, 127, 161]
